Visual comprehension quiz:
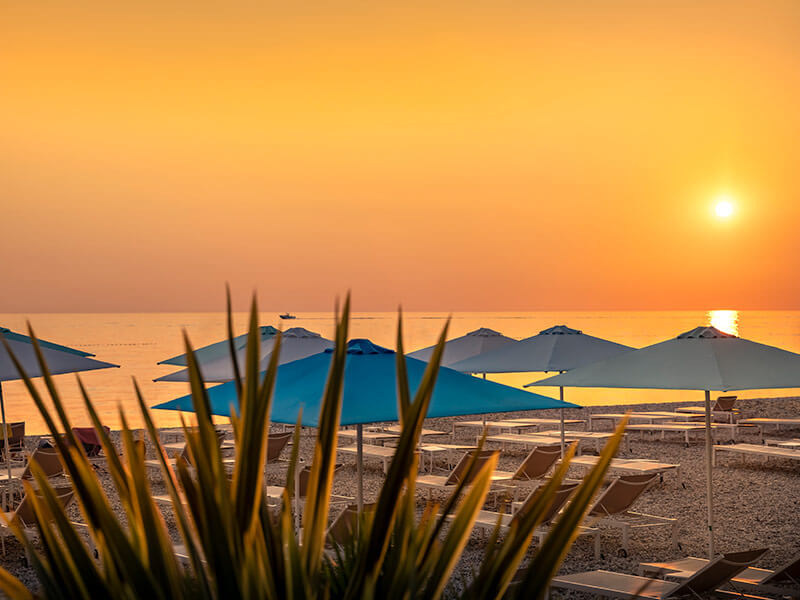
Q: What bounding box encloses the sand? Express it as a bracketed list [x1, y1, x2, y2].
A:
[1, 396, 798, 597]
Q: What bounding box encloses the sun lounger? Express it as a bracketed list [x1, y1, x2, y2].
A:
[0, 485, 75, 556]
[451, 420, 539, 436]
[503, 418, 586, 430]
[337, 444, 404, 474]
[490, 446, 562, 499]
[639, 550, 800, 597]
[485, 434, 573, 452]
[327, 502, 376, 546]
[676, 395, 739, 423]
[535, 429, 627, 453]
[712, 443, 800, 467]
[382, 425, 447, 437]
[566, 455, 682, 485]
[336, 429, 400, 445]
[459, 482, 601, 559]
[549, 547, 768, 599]
[0, 422, 25, 462]
[624, 422, 710, 445]
[145, 430, 228, 471]
[585, 473, 678, 556]
[416, 450, 498, 499]
[418, 443, 478, 472]
[764, 437, 800, 450]
[589, 413, 683, 430]
[738, 418, 800, 442]
[0, 446, 64, 484]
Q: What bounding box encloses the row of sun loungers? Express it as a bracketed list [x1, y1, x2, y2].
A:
[712, 443, 800, 467]
[549, 547, 800, 599]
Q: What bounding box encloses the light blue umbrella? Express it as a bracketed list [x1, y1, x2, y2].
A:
[154, 338, 575, 507]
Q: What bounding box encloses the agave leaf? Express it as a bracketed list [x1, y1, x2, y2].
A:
[395, 309, 411, 426]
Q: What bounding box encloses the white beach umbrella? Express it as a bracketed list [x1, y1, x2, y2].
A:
[407, 327, 518, 367]
[158, 325, 279, 367]
[450, 325, 634, 454]
[0, 327, 118, 488]
[155, 327, 334, 383]
[531, 325, 800, 558]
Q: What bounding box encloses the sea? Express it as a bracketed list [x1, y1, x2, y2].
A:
[2, 310, 800, 434]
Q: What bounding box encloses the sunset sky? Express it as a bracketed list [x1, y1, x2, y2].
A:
[3, 1, 799, 312]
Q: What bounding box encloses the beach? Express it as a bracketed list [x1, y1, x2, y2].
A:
[2, 396, 798, 596]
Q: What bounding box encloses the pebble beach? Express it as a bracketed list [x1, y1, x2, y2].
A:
[2, 396, 798, 597]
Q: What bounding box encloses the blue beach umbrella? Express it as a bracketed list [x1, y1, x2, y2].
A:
[154, 338, 575, 506]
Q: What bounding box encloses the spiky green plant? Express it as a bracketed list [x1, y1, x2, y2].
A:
[0, 294, 625, 599]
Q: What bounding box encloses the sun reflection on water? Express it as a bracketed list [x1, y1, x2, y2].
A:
[708, 310, 739, 336]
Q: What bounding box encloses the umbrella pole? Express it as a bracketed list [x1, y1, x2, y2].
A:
[704, 389, 714, 558]
[356, 424, 363, 512]
[559, 386, 566, 458]
[482, 374, 487, 427]
[0, 384, 11, 511]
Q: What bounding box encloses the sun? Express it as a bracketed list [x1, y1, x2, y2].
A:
[713, 195, 735, 219]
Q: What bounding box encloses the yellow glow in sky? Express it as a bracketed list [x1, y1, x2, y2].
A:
[714, 196, 735, 219]
[1, 1, 800, 312]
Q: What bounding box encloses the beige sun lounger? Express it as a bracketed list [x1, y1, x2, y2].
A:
[416, 450, 498, 499]
[337, 444, 409, 474]
[0, 446, 65, 484]
[381, 425, 447, 437]
[451, 420, 538, 436]
[459, 482, 601, 559]
[566, 456, 682, 485]
[639, 550, 800, 597]
[585, 473, 678, 556]
[503, 417, 586, 430]
[549, 547, 768, 599]
[490, 446, 561, 499]
[589, 412, 682, 430]
[337, 429, 400, 445]
[536, 429, 628, 453]
[764, 437, 800, 450]
[485, 433, 574, 452]
[624, 422, 711, 445]
[738, 418, 800, 442]
[326, 502, 377, 546]
[675, 395, 739, 423]
[712, 443, 800, 466]
[1, 485, 75, 556]
[418, 443, 477, 472]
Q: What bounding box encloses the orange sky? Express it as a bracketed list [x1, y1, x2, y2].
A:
[2, 1, 799, 312]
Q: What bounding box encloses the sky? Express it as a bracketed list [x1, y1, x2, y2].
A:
[2, 1, 799, 313]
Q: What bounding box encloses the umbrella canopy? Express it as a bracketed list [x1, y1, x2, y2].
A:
[0, 327, 118, 381]
[531, 325, 800, 559]
[153, 338, 575, 426]
[450, 325, 633, 374]
[158, 325, 279, 367]
[528, 326, 800, 391]
[407, 328, 518, 367]
[155, 327, 333, 383]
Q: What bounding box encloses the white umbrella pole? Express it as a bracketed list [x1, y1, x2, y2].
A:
[704, 389, 714, 558]
[0, 384, 11, 511]
[356, 424, 363, 512]
[559, 386, 566, 458]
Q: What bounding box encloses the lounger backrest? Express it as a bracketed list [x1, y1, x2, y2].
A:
[762, 551, 800, 584]
[12, 485, 75, 528]
[515, 482, 579, 525]
[327, 502, 376, 546]
[22, 447, 64, 480]
[670, 548, 769, 597]
[589, 474, 657, 517]
[714, 396, 737, 412]
[266, 432, 293, 462]
[72, 426, 111, 457]
[445, 450, 498, 486]
[179, 430, 227, 466]
[1, 422, 25, 452]
[296, 463, 343, 498]
[513, 446, 561, 481]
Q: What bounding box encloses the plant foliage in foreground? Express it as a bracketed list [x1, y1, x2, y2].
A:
[0, 293, 625, 599]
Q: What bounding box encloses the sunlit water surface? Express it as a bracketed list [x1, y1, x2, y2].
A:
[1, 310, 799, 433]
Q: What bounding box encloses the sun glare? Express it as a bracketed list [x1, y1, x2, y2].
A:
[714, 195, 735, 219]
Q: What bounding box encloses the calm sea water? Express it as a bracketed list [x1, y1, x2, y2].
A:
[2, 310, 800, 434]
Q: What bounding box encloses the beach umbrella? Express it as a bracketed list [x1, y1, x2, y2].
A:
[530, 325, 800, 558]
[0, 327, 118, 489]
[450, 325, 634, 454]
[158, 325, 280, 367]
[407, 328, 518, 367]
[155, 327, 333, 383]
[153, 338, 576, 509]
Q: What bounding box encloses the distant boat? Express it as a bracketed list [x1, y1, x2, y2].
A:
[279, 312, 297, 320]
